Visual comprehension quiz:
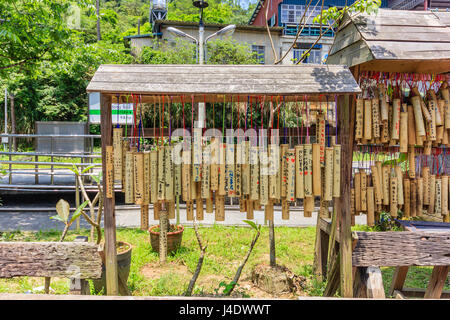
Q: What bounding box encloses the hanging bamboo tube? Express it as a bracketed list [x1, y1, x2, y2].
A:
[196, 182, 203, 221]
[239, 197, 246, 212]
[364, 99, 372, 140]
[133, 152, 144, 205]
[150, 150, 158, 203]
[286, 149, 296, 202]
[226, 142, 235, 197]
[442, 175, 448, 217]
[281, 198, 289, 220]
[427, 99, 437, 141]
[265, 200, 274, 221]
[435, 177, 442, 216]
[242, 141, 250, 195]
[412, 87, 432, 123]
[439, 99, 447, 129]
[360, 170, 367, 212]
[218, 142, 226, 196]
[174, 162, 182, 198]
[165, 146, 173, 201]
[124, 151, 134, 204]
[441, 86, 450, 129]
[395, 165, 404, 206]
[354, 171, 361, 212]
[404, 178, 411, 218]
[317, 114, 326, 166]
[105, 146, 114, 199]
[390, 168, 398, 218]
[372, 165, 382, 205]
[113, 127, 123, 182]
[235, 143, 242, 197]
[201, 146, 210, 199]
[391, 99, 401, 140]
[206, 190, 214, 213]
[423, 167, 430, 205]
[350, 188, 355, 218]
[304, 196, 314, 217]
[355, 98, 364, 139]
[210, 138, 219, 191]
[429, 90, 442, 126]
[153, 201, 160, 220]
[411, 95, 426, 137]
[323, 147, 333, 201]
[143, 152, 150, 205]
[399, 110, 408, 153]
[411, 180, 417, 218]
[417, 177, 423, 215]
[295, 145, 304, 199]
[372, 98, 381, 139]
[157, 146, 166, 201]
[192, 128, 202, 182]
[260, 149, 269, 205]
[376, 161, 383, 202]
[280, 144, 288, 198]
[269, 144, 280, 200]
[436, 125, 444, 143]
[304, 144, 313, 197]
[168, 200, 175, 220]
[186, 201, 194, 221]
[428, 174, 436, 214]
[181, 150, 191, 202]
[215, 195, 225, 221]
[332, 145, 341, 198]
[381, 120, 389, 144]
[378, 83, 389, 121]
[246, 198, 254, 219]
[408, 146, 416, 178]
[407, 105, 416, 146]
[312, 143, 321, 197]
[367, 187, 375, 227]
[250, 146, 260, 201]
[382, 165, 390, 206]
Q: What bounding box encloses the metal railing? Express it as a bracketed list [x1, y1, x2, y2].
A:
[0, 133, 102, 190]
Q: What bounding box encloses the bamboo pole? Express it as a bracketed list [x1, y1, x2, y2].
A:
[312, 143, 321, 196]
[404, 178, 410, 218]
[391, 99, 401, 140]
[367, 187, 375, 227]
[411, 95, 426, 137]
[399, 111, 408, 153]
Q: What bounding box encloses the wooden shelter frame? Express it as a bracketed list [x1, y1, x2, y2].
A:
[87, 63, 361, 296]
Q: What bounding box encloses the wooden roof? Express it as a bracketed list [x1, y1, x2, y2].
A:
[86, 64, 360, 103]
[327, 9, 450, 74]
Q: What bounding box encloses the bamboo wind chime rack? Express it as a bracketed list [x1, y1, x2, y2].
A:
[352, 72, 450, 225]
[110, 93, 344, 229]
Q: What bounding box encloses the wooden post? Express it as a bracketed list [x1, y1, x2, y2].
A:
[100, 93, 119, 296]
[338, 93, 353, 298]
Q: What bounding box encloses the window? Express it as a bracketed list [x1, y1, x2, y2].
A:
[293, 49, 322, 64]
[252, 45, 265, 64]
[280, 4, 327, 25]
[268, 14, 276, 27]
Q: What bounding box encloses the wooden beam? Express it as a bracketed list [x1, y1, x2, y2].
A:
[389, 266, 409, 297]
[338, 93, 354, 298]
[100, 93, 119, 295]
[424, 266, 449, 299]
[401, 287, 450, 299]
[0, 242, 102, 279]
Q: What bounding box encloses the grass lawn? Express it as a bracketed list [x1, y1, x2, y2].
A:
[0, 225, 447, 298]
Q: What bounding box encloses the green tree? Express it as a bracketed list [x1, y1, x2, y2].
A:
[206, 37, 259, 64]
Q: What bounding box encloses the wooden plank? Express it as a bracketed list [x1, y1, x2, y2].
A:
[352, 231, 450, 267]
[100, 93, 119, 296]
[400, 287, 450, 299]
[329, 22, 362, 56]
[352, 9, 444, 27]
[368, 41, 450, 60]
[424, 266, 449, 299]
[388, 266, 409, 297]
[0, 242, 102, 279]
[358, 26, 450, 43]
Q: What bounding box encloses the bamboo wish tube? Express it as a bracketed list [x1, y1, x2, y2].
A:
[226, 143, 235, 197]
[192, 128, 202, 182]
[282, 198, 290, 220]
[400, 111, 408, 153]
[355, 171, 361, 212]
[372, 165, 382, 205]
[303, 144, 313, 197]
[165, 146, 173, 201]
[181, 151, 191, 202]
[125, 151, 134, 204]
[332, 145, 341, 198]
[260, 150, 269, 205]
[423, 167, 430, 205]
[390, 169, 398, 218]
[367, 187, 375, 227]
[442, 175, 448, 217]
[435, 177, 442, 216]
[391, 99, 401, 140]
[157, 147, 165, 201]
[201, 146, 210, 199]
[133, 152, 144, 205]
[242, 141, 250, 195]
[381, 121, 389, 144]
[210, 138, 219, 191]
[324, 147, 333, 201]
[382, 165, 390, 206]
[355, 98, 364, 139]
[304, 196, 314, 217]
[186, 201, 194, 221]
[441, 86, 450, 129]
[121, 140, 130, 191]
[417, 177, 423, 214]
[428, 100, 437, 141]
[113, 127, 123, 182]
[429, 90, 442, 126]
[150, 150, 158, 203]
[218, 143, 226, 196]
[246, 198, 254, 219]
[269, 144, 280, 200]
[411, 95, 426, 137]
[411, 180, 417, 218]
[404, 178, 410, 218]
[378, 83, 389, 121]
[360, 170, 367, 212]
[196, 183, 204, 221]
[235, 144, 242, 197]
[250, 146, 259, 201]
[428, 174, 436, 214]
[312, 143, 321, 197]
[174, 162, 182, 198]
[407, 105, 416, 146]
[364, 99, 372, 140]
[372, 98, 381, 138]
[144, 152, 150, 205]
[376, 161, 383, 202]
[408, 146, 416, 178]
[295, 145, 304, 199]
[280, 144, 288, 198]
[286, 149, 296, 203]
[206, 191, 213, 214]
[265, 200, 274, 221]
[395, 165, 404, 206]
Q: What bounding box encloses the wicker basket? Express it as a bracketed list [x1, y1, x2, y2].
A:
[149, 224, 184, 254]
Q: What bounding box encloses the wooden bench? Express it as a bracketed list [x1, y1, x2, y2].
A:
[0, 240, 102, 295]
[352, 230, 450, 299]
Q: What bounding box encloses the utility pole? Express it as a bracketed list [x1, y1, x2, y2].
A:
[96, 0, 101, 41]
